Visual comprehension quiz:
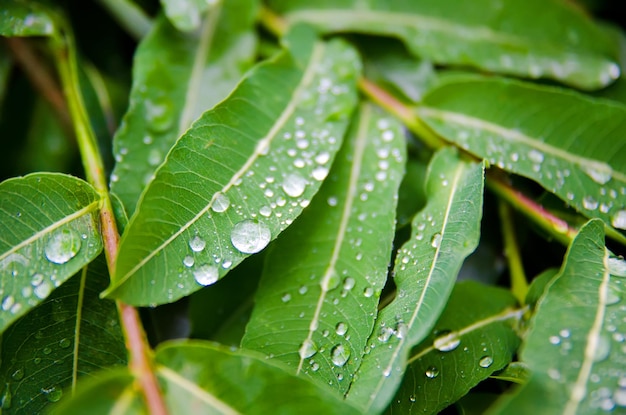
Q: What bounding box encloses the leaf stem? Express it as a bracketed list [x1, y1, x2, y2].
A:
[50, 23, 168, 415]
[498, 200, 529, 304]
[95, 0, 152, 41]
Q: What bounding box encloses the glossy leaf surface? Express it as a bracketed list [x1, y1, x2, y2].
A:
[0, 173, 102, 333]
[111, 0, 258, 215]
[491, 219, 626, 414]
[108, 28, 361, 305]
[0, 0, 55, 37]
[347, 147, 485, 413]
[242, 103, 406, 392]
[156, 341, 362, 414]
[419, 78, 626, 232]
[388, 281, 522, 414]
[267, 0, 620, 89]
[0, 255, 126, 414]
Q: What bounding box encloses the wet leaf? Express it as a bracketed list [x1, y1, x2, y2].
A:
[0, 0, 56, 37]
[110, 0, 259, 215]
[490, 219, 626, 414]
[107, 26, 361, 305]
[387, 281, 522, 414]
[155, 341, 362, 414]
[0, 173, 103, 333]
[242, 104, 406, 392]
[346, 147, 485, 413]
[0, 255, 126, 414]
[418, 78, 626, 232]
[267, 0, 620, 89]
[490, 362, 531, 384]
[160, 0, 218, 32]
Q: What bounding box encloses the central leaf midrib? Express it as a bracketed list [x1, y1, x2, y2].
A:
[116, 43, 327, 284]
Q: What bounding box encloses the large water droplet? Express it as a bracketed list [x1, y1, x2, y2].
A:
[183, 256, 195, 267]
[282, 173, 307, 197]
[582, 196, 599, 210]
[31, 273, 44, 287]
[145, 97, 173, 132]
[343, 277, 355, 291]
[59, 338, 71, 349]
[430, 233, 442, 249]
[479, 356, 494, 368]
[1, 296, 14, 311]
[299, 339, 317, 359]
[425, 366, 439, 379]
[34, 281, 52, 299]
[593, 334, 611, 362]
[189, 235, 206, 252]
[612, 210, 626, 230]
[11, 369, 24, 381]
[434, 331, 460, 352]
[312, 166, 329, 181]
[45, 229, 81, 264]
[608, 257, 626, 277]
[585, 166, 612, 185]
[331, 344, 350, 367]
[528, 149, 544, 164]
[336, 322, 348, 336]
[42, 385, 62, 402]
[211, 192, 230, 213]
[230, 220, 271, 254]
[193, 264, 218, 286]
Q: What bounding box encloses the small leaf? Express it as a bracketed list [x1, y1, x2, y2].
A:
[0, 0, 56, 37]
[241, 103, 406, 392]
[346, 147, 485, 413]
[160, 0, 218, 32]
[490, 362, 531, 385]
[111, 0, 259, 215]
[388, 281, 522, 414]
[0, 255, 126, 414]
[0, 173, 103, 333]
[107, 27, 361, 305]
[156, 341, 362, 414]
[490, 219, 626, 414]
[267, 0, 620, 89]
[418, 78, 626, 232]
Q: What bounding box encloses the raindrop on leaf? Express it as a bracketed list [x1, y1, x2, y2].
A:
[45, 229, 81, 264]
[230, 220, 271, 254]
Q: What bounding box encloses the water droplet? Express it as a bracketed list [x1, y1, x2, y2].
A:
[378, 326, 394, 343]
[59, 338, 71, 349]
[549, 335, 561, 345]
[193, 264, 218, 286]
[321, 270, 340, 291]
[187, 235, 207, 253]
[479, 356, 494, 368]
[34, 281, 52, 299]
[211, 192, 230, 213]
[615, 387, 626, 407]
[312, 166, 329, 181]
[45, 229, 81, 264]
[528, 149, 544, 164]
[41, 385, 62, 402]
[430, 233, 442, 248]
[299, 339, 317, 359]
[298, 285, 308, 295]
[43, 347, 52, 355]
[434, 331, 460, 352]
[31, 273, 44, 287]
[331, 344, 350, 367]
[1, 384, 12, 409]
[11, 369, 24, 381]
[315, 152, 330, 164]
[183, 256, 195, 267]
[395, 322, 408, 339]
[281, 293, 291, 303]
[585, 166, 612, 185]
[230, 220, 271, 254]
[608, 257, 626, 277]
[363, 287, 374, 298]
[612, 210, 626, 230]
[148, 149, 161, 166]
[425, 366, 439, 379]
[1, 296, 14, 311]
[222, 260, 232, 269]
[145, 97, 173, 132]
[282, 173, 307, 197]
[327, 196, 338, 206]
[343, 277, 355, 291]
[311, 362, 320, 372]
[583, 196, 599, 210]
[593, 334, 611, 362]
[259, 206, 272, 217]
[336, 322, 348, 336]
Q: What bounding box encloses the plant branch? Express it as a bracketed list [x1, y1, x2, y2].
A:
[498, 200, 529, 304]
[50, 25, 168, 415]
[95, 0, 152, 41]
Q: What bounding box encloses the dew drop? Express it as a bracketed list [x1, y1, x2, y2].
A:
[193, 264, 218, 286]
[282, 173, 307, 197]
[583, 196, 599, 210]
[430, 233, 442, 249]
[281, 293, 291, 303]
[434, 331, 460, 352]
[183, 256, 195, 267]
[259, 206, 272, 217]
[189, 235, 206, 252]
[593, 334, 611, 362]
[45, 229, 81, 264]
[2, 296, 14, 311]
[615, 387, 626, 407]
[221, 260, 232, 269]
[343, 277, 355, 291]
[312, 166, 329, 181]
[336, 322, 348, 336]
[11, 369, 24, 381]
[34, 281, 52, 299]
[585, 166, 612, 185]
[327, 196, 338, 207]
[41, 385, 62, 403]
[43, 347, 52, 355]
[59, 338, 71, 348]
[145, 97, 173, 132]
[331, 344, 350, 367]
[479, 356, 494, 368]
[211, 193, 230, 213]
[1, 384, 11, 409]
[311, 362, 320, 372]
[299, 339, 317, 359]
[528, 149, 544, 164]
[612, 210, 626, 230]
[608, 257, 626, 277]
[425, 366, 439, 379]
[363, 287, 374, 298]
[230, 220, 271, 254]
[298, 285, 308, 295]
[315, 152, 330, 165]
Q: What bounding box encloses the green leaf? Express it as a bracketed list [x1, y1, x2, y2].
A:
[48, 369, 144, 415]
[387, 281, 522, 414]
[490, 219, 626, 414]
[0, 255, 126, 414]
[241, 103, 406, 392]
[160, 0, 218, 32]
[0, 0, 56, 37]
[110, 0, 259, 215]
[525, 268, 559, 307]
[107, 27, 361, 305]
[346, 147, 485, 413]
[0, 173, 103, 333]
[155, 341, 362, 414]
[490, 362, 530, 385]
[418, 78, 626, 232]
[267, 0, 620, 89]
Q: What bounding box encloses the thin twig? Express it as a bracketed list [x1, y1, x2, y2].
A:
[498, 200, 529, 304]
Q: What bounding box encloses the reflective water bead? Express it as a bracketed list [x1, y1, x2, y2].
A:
[331, 344, 350, 367]
[434, 331, 460, 352]
[193, 264, 218, 286]
[479, 356, 494, 368]
[189, 235, 206, 252]
[299, 339, 317, 359]
[336, 322, 348, 336]
[230, 220, 271, 254]
[425, 366, 439, 379]
[211, 192, 230, 213]
[183, 256, 194, 267]
[282, 173, 307, 197]
[45, 229, 81, 264]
